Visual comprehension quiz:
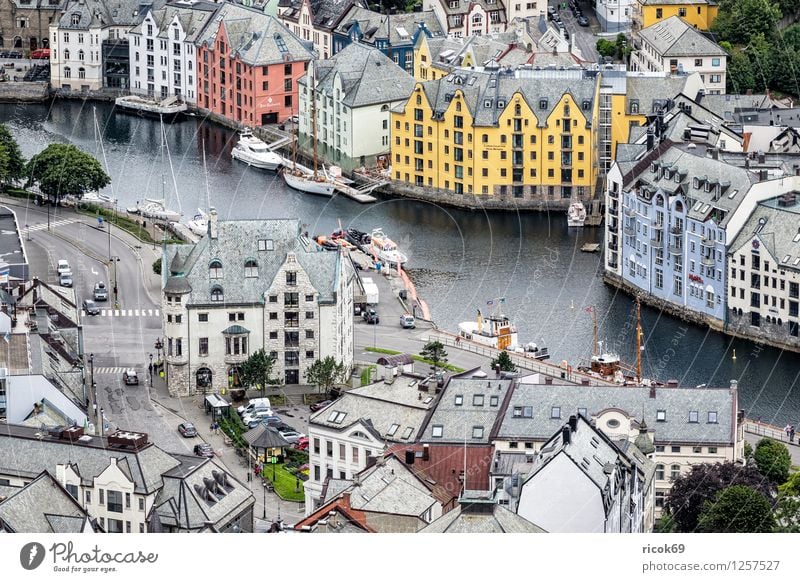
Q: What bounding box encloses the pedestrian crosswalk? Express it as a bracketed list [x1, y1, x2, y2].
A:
[94, 367, 138, 375]
[82, 308, 160, 317]
[23, 219, 77, 233]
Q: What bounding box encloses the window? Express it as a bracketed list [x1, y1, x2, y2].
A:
[454, 395, 463, 406]
[305, 311, 315, 319]
[286, 271, 297, 286]
[694, 58, 703, 67]
[707, 411, 718, 423]
[712, 58, 720, 67]
[269, 295, 278, 303]
[199, 337, 208, 356]
[305, 294, 314, 302]
[326, 441, 333, 457]
[306, 350, 314, 359]
[85, 490, 91, 504]
[708, 446, 718, 454]
[473, 394, 484, 406]
[209, 259, 222, 278]
[138, 497, 144, 511]
[107, 490, 123, 513]
[66, 484, 78, 500]
[432, 425, 443, 438]
[655, 445, 665, 453]
[490, 395, 499, 407]
[671, 446, 681, 453]
[656, 491, 665, 508]
[472, 426, 484, 439]
[670, 464, 680, 479]
[693, 446, 702, 454]
[656, 409, 666, 422]
[210, 286, 223, 302]
[655, 464, 664, 480]
[244, 259, 258, 277]
[387, 423, 400, 437]
[551, 406, 561, 419]
[655, 7, 662, 17]
[689, 410, 698, 423]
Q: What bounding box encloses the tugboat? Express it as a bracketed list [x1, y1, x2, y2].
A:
[458, 299, 518, 351]
[567, 201, 587, 227]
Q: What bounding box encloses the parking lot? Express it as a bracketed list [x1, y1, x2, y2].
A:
[549, 0, 600, 63]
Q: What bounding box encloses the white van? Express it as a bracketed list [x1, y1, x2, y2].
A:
[237, 397, 272, 416]
[57, 259, 70, 275]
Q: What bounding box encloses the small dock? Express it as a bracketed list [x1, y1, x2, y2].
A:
[581, 243, 601, 253]
[278, 157, 380, 204]
[584, 199, 604, 226]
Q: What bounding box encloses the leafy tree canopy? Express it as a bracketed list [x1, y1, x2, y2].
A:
[26, 144, 110, 203]
[698, 485, 776, 533]
[490, 350, 517, 372]
[0, 124, 25, 183]
[753, 438, 792, 484]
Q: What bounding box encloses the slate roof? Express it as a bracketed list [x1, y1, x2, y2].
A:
[420, 376, 513, 444]
[130, 3, 219, 42]
[638, 16, 726, 57]
[198, 4, 313, 67]
[58, 0, 164, 29]
[153, 454, 254, 530]
[420, 497, 546, 533]
[280, 0, 364, 31]
[421, 31, 532, 71]
[165, 218, 346, 306]
[299, 42, 415, 108]
[729, 195, 800, 272]
[497, 380, 738, 445]
[244, 425, 291, 449]
[416, 68, 596, 129]
[335, 7, 444, 46]
[625, 75, 698, 115]
[309, 374, 436, 443]
[0, 471, 91, 533]
[390, 443, 494, 491]
[0, 424, 181, 494]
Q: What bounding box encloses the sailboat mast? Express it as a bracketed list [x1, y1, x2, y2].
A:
[635, 297, 642, 383]
[311, 64, 318, 177]
[593, 307, 598, 357]
[160, 114, 165, 200]
[202, 138, 210, 209]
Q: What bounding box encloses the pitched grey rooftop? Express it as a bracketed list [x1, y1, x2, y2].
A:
[730, 194, 800, 272]
[638, 16, 726, 57]
[130, 3, 219, 43]
[419, 502, 546, 533]
[0, 472, 89, 533]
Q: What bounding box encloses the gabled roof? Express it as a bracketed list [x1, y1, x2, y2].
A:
[280, 0, 365, 31]
[130, 3, 220, 43]
[420, 499, 546, 533]
[334, 7, 444, 45]
[0, 471, 92, 533]
[638, 16, 726, 57]
[729, 194, 800, 271]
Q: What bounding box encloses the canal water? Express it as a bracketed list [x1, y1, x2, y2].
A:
[4, 99, 799, 424]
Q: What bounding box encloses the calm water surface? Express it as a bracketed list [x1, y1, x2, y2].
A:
[4, 99, 799, 424]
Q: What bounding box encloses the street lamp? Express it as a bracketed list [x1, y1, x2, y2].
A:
[110, 255, 120, 308]
[263, 478, 268, 520]
[149, 353, 153, 384]
[154, 338, 163, 365]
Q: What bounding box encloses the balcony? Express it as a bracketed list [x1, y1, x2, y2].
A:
[624, 207, 636, 217]
[652, 222, 664, 230]
[624, 226, 635, 236]
[608, 261, 619, 269]
[650, 236, 662, 246]
[608, 222, 618, 233]
[701, 236, 714, 248]
[670, 225, 683, 235]
[669, 244, 683, 255]
[702, 256, 716, 267]
[608, 189, 619, 199]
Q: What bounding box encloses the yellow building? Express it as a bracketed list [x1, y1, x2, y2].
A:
[632, 0, 719, 32]
[391, 67, 600, 203]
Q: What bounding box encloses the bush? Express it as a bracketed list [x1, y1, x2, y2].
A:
[754, 438, 791, 484]
[152, 257, 162, 275]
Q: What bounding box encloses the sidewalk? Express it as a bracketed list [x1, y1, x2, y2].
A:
[148, 372, 307, 526]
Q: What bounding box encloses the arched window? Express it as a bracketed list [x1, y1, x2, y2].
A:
[472, 14, 482, 25]
[63, 66, 71, 78]
[196, 367, 212, 388]
[78, 67, 85, 79]
[210, 285, 223, 302]
[78, 49, 84, 61]
[209, 259, 222, 279]
[244, 259, 258, 278]
[13, 36, 21, 48]
[655, 464, 664, 481]
[63, 48, 69, 60]
[670, 464, 681, 480]
[515, 103, 521, 116]
[674, 200, 684, 213]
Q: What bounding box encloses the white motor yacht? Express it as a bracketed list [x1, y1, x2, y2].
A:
[231, 130, 282, 171]
[567, 201, 587, 227]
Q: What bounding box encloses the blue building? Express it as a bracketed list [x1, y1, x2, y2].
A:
[332, 7, 444, 73]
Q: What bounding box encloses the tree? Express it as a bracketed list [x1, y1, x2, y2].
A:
[664, 462, 772, 532]
[0, 124, 25, 185]
[304, 356, 348, 395]
[596, 39, 617, 58]
[697, 485, 775, 533]
[712, 0, 781, 45]
[774, 473, 800, 532]
[490, 351, 516, 372]
[420, 340, 448, 376]
[753, 438, 791, 484]
[26, 144, 110, 203]
[240, 349, 278, 398]
[725, 47, 757, 94]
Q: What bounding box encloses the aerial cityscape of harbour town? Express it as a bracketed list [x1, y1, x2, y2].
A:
[0, 0, 798, 544]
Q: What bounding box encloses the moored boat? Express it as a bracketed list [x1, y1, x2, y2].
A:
[186, 208, 209, 236]
[115, 94, 187, 119]
[458, 300, 518, 351]
[128, 199, 181, 221]
[283, 169, 336, 196]
[567, 201, 587, 227]
[369, 228, 407, 267]
[231, 130, 282, 171]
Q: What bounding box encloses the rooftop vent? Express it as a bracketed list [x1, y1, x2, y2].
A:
[107, 430, 149, 450]
[778, 192, 797, 207]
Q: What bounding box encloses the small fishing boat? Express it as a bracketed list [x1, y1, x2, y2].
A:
[128, 199, 181, 221]
[369, 228, 407, 267]
[458, 300, 518, 351]
[567, 201, 587, 227]
[231, 130, 282, 171]
[345, 228, 370, 246]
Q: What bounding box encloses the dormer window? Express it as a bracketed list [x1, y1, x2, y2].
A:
[693, 177, 700, 188]
[209, 259, 223, 279]
[71, 13, 80, 25]
[656, 409, 666, 422]
[210, 285, 224, 302]
[704, 181, 711, 192]
[539, 99, 548, 110]
[582, 100, 591, 110]
[244, 259, 258, 278]
[497, 100, 505, 109]
[258, 238, 274, 251]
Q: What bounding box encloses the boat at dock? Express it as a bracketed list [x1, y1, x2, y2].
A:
[185, 208, 209, 236]
[458, 300, 518, 351]
[114, 94, 187, 119]
[567, 201, 587, 227]
[369, 228, 407, 267]
[127, 198, 181, 221]
[231, 130, 282, 171]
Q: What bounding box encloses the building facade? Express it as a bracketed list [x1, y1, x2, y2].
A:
[277, 0, 364, 60]
[128, 3, 218, 102]
[631, 0, 718, 32]
[391, 67, 599, 204]
[423, 0, 510, 38]
[162, 212, 355, 397]
[595, 0, 636, 32]
[630, 16, 727, 95]
[298, 42, 415, 170]
[196, 3, 313, 126]
[0, 0, 64, 54]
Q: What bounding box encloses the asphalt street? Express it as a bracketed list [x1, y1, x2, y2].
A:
[553, 0, 600, 63]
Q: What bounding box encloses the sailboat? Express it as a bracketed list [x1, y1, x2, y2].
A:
[127, 115, 181, 221]
[282, 66, 335, 196]
[184, 140, 212, 236]
[84, 106, 114, 205]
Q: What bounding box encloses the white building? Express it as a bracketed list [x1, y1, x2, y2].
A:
[50, 0, 154, 91]
[299, 42, 415, 170]
[277, 0, 366, 60]
[161, 212, 355, 396]
[304, 370, 438, 513]
[596, 0, 635, 32]
[128, 2, 218, 102]
[516, 414, 653, 533]
[630, 16, 727, 94]
[423, 0, 510, 38]
[0, 424, 255, 532]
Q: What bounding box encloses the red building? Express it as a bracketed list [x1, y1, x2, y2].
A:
[196, 4, 314, 126]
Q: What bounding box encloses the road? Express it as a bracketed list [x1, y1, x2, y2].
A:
[553, 0, 600, 63]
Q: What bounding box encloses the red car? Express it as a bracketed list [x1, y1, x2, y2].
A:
[294, 437, 309, 451]
[31, 48, 50, 59]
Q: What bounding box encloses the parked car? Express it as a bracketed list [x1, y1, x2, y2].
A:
[400, 314, 415, 329]
[82, 299, 100, 315]
[310, 399, 332, 412]
[294, 436, 309, 451]
[193, 443, 215, 457]
[363, 308, 380, 324]
[123, 369, 139, 385]
[59, 271, 73, 287]
[31, 48, 50, 59]
[249, 415, 281, 429]
[178, 422, 198, 437]
[272, 422, 294, 433]
[242, 409, 275, 426]
[93, 281, 108, 301]
[237, 397, 271, 416]
[278, 429, 305, 444]
[577, 15, 589, 26]
[57, 259, 70, 275]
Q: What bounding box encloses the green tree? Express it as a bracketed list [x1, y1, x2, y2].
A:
[774, 473, 800, 532]
[753, 438, 791, 484]
[596, 39, 617, 58]
[664, 462, 772, 532]
[725, 47, 757, 94]
[26, 144, 110, 203]
[0, 124, 25, 184]
[490, 350, 517, 372]
[240, 349, 278, 398]
[712, 0, 781, 45]
[152, 257, 162, 275]
[778, 471, 800, 496]
[697, 485, 775, 533]
[304, 356, 348, 395]
[420, 340, 448, 376]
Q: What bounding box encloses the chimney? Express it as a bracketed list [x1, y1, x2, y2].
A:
[208, 207, 218, 239]
[711, 147, 719, 160]
[758, 169, 768, 181]
[758, 152, 766, 164]
[544, 376, 553, 385]
[422, 443, 429, 461]
[561, 425, 571, 445]
[649, 384, 656, 398]
[568, 415, 578, 432]
[646, 127, 655, 151]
